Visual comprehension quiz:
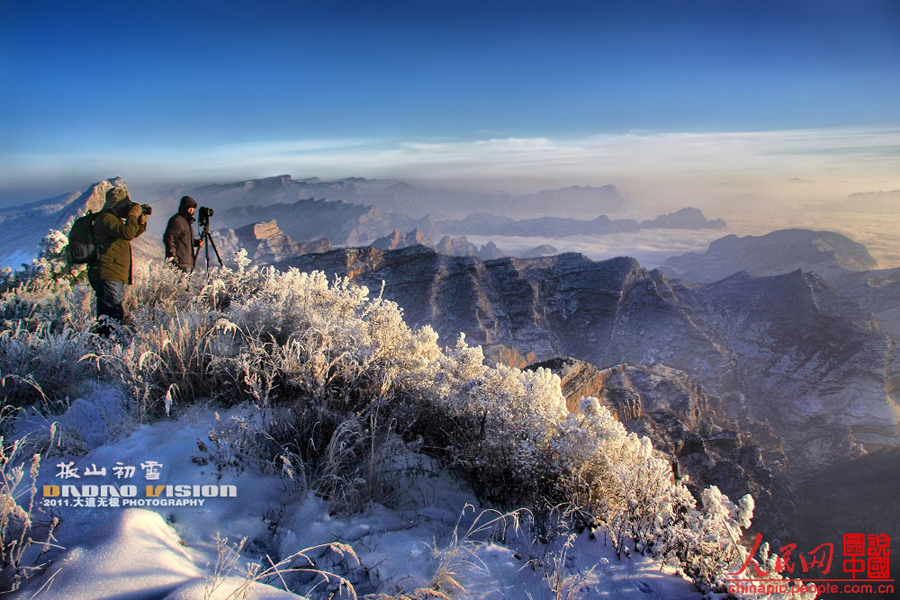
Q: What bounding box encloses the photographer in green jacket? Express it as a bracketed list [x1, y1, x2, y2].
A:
[89, 187, 148, 335]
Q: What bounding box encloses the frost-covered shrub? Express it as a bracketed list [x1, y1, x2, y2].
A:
[0, 278, 93, 333]
[0, 438, 59, 592]
[93, 312, 244, 419]
[0, 221, 88, 291]
[674, 486, 755, 587]
[414, 356, 570, 506]
[0, 322, 96, 411]
[31, 224, 82, 284]
[0, 227, 96, 412]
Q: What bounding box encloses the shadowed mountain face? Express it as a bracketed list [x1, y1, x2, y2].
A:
[280, 246, 899, 476]
[663, 229, 877, 283]
[792, 448, 900, 599]
[825, 267, 900, 339]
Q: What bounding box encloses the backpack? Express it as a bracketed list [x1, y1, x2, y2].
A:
[66, 211, 103, 265]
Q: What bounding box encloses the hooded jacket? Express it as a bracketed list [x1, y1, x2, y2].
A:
[164, 196, 198, 269]
[91, 199, 147, 284]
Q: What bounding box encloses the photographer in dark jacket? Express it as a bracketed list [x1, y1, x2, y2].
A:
[90, 187, 148, 335]
[164, 195, 202, 272]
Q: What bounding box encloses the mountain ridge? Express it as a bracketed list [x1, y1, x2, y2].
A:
[278, 246, 899, 476]
[663, 228, 877, 283]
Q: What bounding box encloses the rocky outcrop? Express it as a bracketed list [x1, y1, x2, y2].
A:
[435, 236, 507, 260]
[212, 220, 328, 265]
[0, 177, 127, 268]
[371, 231, 507, 261]
[435, 235, 476, 257]
[477, 241, 504, 260]
[371, 228, 435, 251]
[212, 197, 438, 247]
[526, 357, 608, 414]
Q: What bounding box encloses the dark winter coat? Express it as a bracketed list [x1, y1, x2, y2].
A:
[164, 196, 197, 269]
[91, 203, 147, 284]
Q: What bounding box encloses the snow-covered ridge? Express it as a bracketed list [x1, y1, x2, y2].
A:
[0, 251, 812, 598]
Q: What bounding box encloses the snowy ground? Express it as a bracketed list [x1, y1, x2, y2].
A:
[10, 386, 703, 599]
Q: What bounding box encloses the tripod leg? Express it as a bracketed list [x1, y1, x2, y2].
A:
[208, 233, 223, 267]
[191, 224, 207, 275]
[205, 231, 211, 274]
[190, 242, 199, 275]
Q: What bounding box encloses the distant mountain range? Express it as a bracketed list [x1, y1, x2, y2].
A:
[0, 176, 728, 269]
[663, 229, 878, 283]
[158, 175, 632, 221]
[181, 175, 712, 244]
[840, 190, 900, 214]
[439, 207, 726, 237]
[662, 229, 900, 339]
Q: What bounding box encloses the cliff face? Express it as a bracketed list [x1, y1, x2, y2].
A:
[280, 246, 900, 476]
[213, 220, 330, 265]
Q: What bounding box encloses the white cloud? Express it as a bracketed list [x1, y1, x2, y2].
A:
[2, 128, 899, 204]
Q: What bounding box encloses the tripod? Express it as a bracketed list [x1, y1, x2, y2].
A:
[191, 219, 223, 274]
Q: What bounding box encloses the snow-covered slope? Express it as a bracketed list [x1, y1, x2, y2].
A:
[11, 390, 701, 600]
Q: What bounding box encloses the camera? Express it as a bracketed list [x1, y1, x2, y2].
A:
[129, 201, 152, 216]
[198, 206, 213, 226]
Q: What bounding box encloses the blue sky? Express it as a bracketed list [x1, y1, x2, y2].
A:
[1, 0, 899, 205]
